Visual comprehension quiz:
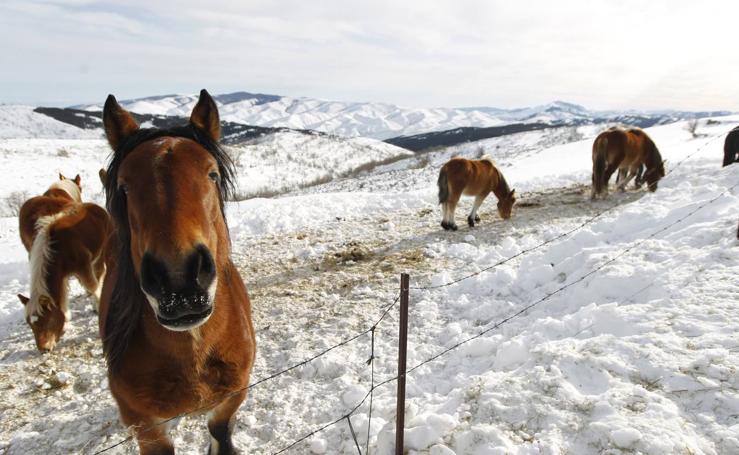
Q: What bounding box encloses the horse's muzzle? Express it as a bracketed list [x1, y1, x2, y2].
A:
[155, 292, 213, 330]
[140, 245, 216, 331]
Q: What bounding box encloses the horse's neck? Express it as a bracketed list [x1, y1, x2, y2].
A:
[28, 260, 69, 322]
[642, 145, 660, 169]
[491, 168, 508, 200]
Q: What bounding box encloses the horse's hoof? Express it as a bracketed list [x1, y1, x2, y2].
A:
[449, 223, 458, 231]
[441, 221, 450, 230]
[467, 216, 475, 227]
[474, 215, 480, 222]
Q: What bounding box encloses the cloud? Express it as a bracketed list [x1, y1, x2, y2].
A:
[1, 0, 738, 110]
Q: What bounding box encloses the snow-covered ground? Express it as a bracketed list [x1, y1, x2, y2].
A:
[0, 117, 737, 454]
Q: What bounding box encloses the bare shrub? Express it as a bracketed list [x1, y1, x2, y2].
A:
[685, 119, 699, 138]
[566, 126, 583, 142]
[57, 148, 69, 157]
[3, 191, 29, 217]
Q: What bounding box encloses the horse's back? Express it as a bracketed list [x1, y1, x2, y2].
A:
[18, 195, 73, 252]
[627, 128, 654, 147]
[443, 157, 494, 195]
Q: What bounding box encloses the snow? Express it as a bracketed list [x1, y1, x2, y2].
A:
[76, 93, 726, 140]
[0, 106, 100, 140]
[0, 115, 737, 454]
[229, 131, 412, 199]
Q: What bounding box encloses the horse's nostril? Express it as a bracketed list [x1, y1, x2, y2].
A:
[188, 245, 215, 290]
[141, 252, 169, 299]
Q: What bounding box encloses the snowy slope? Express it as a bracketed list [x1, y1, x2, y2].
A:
[0, 118, 737, 454]
[0, 106, 100, 140]
[230, 131, 412, 199]
[76, 93, 729, 140]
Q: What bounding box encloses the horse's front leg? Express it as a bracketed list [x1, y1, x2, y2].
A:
[616, 168, 627, 186]
[634, 165, 645, 188]
[207, 390, 247, 455]
[120, 407, 176, 455]
[617, 168, 637, 192]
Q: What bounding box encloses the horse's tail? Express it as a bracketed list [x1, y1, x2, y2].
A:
[438, 167, 449, 204]
[27, 213, 64, 313]
[592, 135, 608, 196]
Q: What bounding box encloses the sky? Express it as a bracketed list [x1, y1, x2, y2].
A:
[1, 0, 738, 111]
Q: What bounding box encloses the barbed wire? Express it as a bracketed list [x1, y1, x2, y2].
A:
[90, 133, 730, 454]
[264, 176, 737, 454]
[411, 133, 724, 291]
[92, 295, 400, 454]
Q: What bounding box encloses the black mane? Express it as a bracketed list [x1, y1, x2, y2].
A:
[494, 166, 511, 198]
[103, 124, 236, 371]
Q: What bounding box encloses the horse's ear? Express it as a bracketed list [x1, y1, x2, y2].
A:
[98, 169, 107, 186]
[103, 94, 139, 151]
[59, 173, 65, 181]
[73, 174, 81, 186]
[17, 294, 29, 305]
[510, 189, 516, 197]
[190, 89, 221, 142]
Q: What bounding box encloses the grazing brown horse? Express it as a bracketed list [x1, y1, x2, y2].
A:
[723, 126, 739, 167]
[437, 156, 515, 231]
[591, 127, 665, 199]
[17, 174, 110, 352]
[99, 90, 256, 455]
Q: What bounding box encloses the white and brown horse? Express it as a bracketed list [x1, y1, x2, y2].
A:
[591, 127, 665, 199]
[437, 156, 516, 231]
[99, 90, 256, 454]
[17, 174, 111, 352]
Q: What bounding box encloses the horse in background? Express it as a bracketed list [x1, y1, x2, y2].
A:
[437, 156, 515, 231]
[17, 174, 111, 352]
[99, 89, 256, 454]
[591, 127, 665, 199]
[723, 126, 739, 167]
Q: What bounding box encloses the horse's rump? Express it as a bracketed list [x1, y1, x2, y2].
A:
[19, 196, 74, 251]
[724, 127, 739, 167]
[48, 204, 111, 266]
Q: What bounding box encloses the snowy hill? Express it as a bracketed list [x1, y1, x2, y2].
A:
[0, 105, 101, 140]
[0, 115, 737, 454]
[73, 93, 731, 140]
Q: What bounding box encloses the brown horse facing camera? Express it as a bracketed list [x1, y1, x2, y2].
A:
[437, 156, 516, 231]
[99, 90, 256, 455]
[17, 174, 110, 352]
[591, 127, 665, 199]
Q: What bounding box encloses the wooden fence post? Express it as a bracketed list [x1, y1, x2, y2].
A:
[395, 273, 409, 455]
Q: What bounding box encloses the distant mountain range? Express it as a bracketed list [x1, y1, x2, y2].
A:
[73, 91, 732, 141]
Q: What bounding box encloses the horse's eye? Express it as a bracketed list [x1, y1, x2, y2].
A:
[208, 172, 219, 182]
[119, 183, 129, 194]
